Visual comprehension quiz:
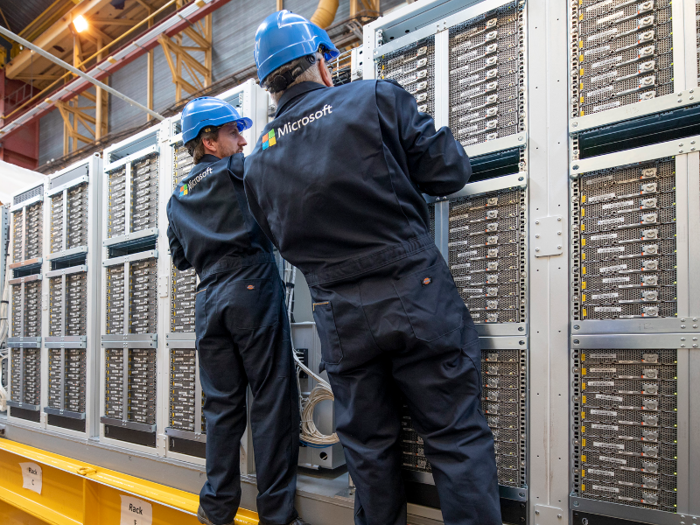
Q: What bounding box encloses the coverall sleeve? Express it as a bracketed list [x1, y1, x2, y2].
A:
[226, 152, 245, 183]
[166, 199, 192, 271]
[242, 167, 281, 251]
[376, 79, 471, 196]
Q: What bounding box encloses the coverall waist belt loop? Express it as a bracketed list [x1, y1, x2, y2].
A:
[200, 252, 276, 280]
[304, 233, 435, 286]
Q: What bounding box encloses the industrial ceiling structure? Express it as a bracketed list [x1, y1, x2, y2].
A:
[0, 0, 382, 171]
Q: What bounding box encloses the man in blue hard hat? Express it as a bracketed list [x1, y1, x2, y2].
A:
[243, 10, 502, 525]
[166, 97, 307, 525]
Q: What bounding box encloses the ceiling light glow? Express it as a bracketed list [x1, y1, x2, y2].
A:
[73, 15, 89, 33]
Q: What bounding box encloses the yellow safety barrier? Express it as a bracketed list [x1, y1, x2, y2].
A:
[0, 439, 259, 525]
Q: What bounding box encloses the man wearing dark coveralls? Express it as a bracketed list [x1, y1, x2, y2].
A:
[166, 97, 308, 525]
[243, 10, 502, 525]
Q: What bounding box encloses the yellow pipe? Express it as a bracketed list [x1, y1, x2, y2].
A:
[309, 0, 338, 29]
[0, 439, 259, 525]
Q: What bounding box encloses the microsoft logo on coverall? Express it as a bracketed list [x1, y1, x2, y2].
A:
[264, 104, 333, 150]
[179, 166, 213, 196]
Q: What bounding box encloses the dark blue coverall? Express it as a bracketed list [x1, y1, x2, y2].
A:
[167, 153, 300, 525]
[243, 80, 502, 525]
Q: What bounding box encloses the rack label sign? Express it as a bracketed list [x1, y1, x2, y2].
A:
[120, 495, 152, 525]
[19, 462, 42, 494]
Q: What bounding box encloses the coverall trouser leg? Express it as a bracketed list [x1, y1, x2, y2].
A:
[196, 264, 300, 525]
[310, 245, 502, 525]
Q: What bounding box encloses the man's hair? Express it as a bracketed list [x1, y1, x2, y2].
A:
[265, 52, 324, 101]
[185, 126, 220, 164]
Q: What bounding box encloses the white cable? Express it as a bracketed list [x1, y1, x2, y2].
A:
[283, 261, 339, 446]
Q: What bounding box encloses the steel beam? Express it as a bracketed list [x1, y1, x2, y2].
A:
[0, 0, 232, 140]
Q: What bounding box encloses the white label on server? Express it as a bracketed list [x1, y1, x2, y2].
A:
[598, 217, 625, 225]
[587, 85, 615, 98]
[588, 192, 616, 203]
[597, 247, 624, 254]
[19, 462, 42, 495]
[593, 442, 625, 450]
[596, 394, 623, 402]
[599, 455, 627, 465]
[598, 10, 625, 25]
[591, 55, 622, 69]
[592, 485, 620, 493]
[589, 369, 616, 374]
[463, 288, 483, 293]
[591, 425, 619, 432]
[584, 45, 611, 57]
[590, 409, 618, 416]
[593, 101, 621, 112]
[120, 496, 153, 525]
[599, 264, 627, 273]
[587, 381, 615, 387]
[590, 233, 618, 241]
[586, 0, 612, 11]
[602, 200, 634, 210]
[591, 71, 617, 83]
[589, 353, 615, 359]
[602, 276, 630, 284]
[587, 29, 618, 42]
[588, 468, 615, 477]
[586, 175, 614, 186]
[594, 307, 622, 312]
[591, 292, 619, 300]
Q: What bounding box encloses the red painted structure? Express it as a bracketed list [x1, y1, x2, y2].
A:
[0, 0, 231, 169]
[0, 70, 39, 169]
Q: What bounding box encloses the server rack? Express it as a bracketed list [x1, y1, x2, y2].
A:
[100, 124, 169, 452]
[569, 139, 695, 335]
[0, 204, 10, 415]
[7, 181, 46, 426]
[568, 0, 700, 136]
[365, 1, 530, 521]
[160, 79, 269, 468]
[567, 136, 700, 525]
[43, 155, 102, 435]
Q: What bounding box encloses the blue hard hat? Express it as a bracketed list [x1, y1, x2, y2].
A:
[181, 97, 253, 144]
[254, 10, 339, 84]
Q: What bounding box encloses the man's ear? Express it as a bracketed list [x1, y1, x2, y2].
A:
[201, 136, 217, 154]
[319, 57, 334, 88]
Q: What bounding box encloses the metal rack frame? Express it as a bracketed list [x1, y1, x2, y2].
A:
[99, 122, 170, 455]
[40, 155, 103, 435]
[363, 0, 528, 159]
[567, 0, 700, 135]
[569, 138, 699, 335]
[7, 180, 46, 427]
[568, 334, 699, 524]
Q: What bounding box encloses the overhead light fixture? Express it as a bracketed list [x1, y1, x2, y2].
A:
[73, 15, 89, 33]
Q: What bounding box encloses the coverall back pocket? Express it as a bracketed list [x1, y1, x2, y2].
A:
[392, 261, 464, 342]
[229, 278, 280, 329]
[311, 302, 343, 365]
